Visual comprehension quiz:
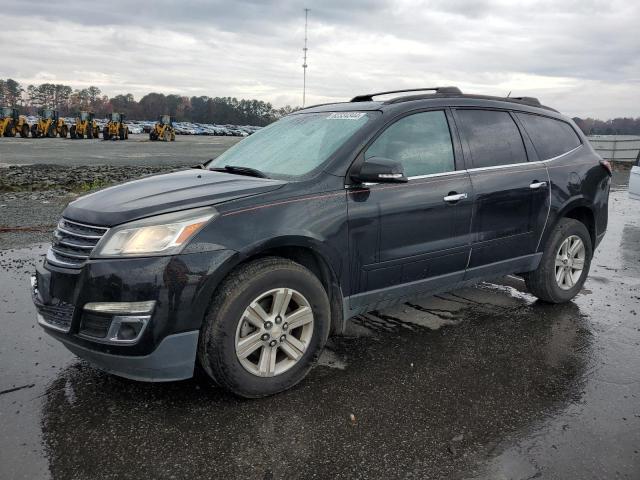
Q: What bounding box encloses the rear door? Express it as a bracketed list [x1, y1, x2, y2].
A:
[347, 109, 473, 311]
[453, 108, 550, 275]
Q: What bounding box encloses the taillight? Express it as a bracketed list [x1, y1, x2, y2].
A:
[600, 159, 612, 176]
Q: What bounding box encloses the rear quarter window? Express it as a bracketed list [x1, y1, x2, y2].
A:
[516, 113, 581, 160]
[456, 109, 528, 168]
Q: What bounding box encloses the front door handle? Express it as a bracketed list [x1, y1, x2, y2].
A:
[443, 193, 468, 203]
[529, 181, 548, 189]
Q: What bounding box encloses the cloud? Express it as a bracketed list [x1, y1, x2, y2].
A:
[1, 0, 638, 117]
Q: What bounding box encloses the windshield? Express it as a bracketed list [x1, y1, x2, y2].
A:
[208, 112, 373, 178]
[161, 115, 171, 125]
[80, 112, 90, 121]
[111, 113, 120, 122]
[0, 107, 11, 118]
[42, 110, 53, 119]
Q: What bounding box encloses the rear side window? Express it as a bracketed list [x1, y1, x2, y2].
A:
[456, 109, 527, 168]
[516, 113, 581, 160]
[365, 111, 455, 177]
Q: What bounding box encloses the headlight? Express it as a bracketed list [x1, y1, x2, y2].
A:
[92, 207, 218, 258]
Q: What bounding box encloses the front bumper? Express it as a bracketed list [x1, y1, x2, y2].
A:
[57, 330, 199, 382]
[32, 248, 237, 381]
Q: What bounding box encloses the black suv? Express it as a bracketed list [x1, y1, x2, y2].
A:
[32, 87, 610, 397]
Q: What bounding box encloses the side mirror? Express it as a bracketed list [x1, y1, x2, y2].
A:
[351, 157, 408, 184]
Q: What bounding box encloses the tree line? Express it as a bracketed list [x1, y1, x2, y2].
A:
[0, 78, 297, 126]
[572, 117, 640, 136]
[2, 78, 638, 132]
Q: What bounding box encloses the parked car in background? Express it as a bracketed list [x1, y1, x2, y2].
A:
[31, 87, 610, 398]
[630, 154, 640, 200]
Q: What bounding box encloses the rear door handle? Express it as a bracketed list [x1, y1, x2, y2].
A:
[529, 181, 548, 189]
[443, 193, 468, 203]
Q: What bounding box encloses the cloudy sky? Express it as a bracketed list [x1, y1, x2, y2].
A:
[2, 0, 638, 118]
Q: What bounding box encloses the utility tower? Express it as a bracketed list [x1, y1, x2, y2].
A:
[302, 8, 310, 107]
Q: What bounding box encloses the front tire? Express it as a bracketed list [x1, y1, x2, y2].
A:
[198, 257, 330, 398]
[524, 218, 592, 303]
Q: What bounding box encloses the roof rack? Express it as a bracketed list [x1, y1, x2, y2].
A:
[350, 86, 462, 102]
[509, 96, 541, 107]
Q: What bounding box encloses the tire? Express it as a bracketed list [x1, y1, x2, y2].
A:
[86, 126, 93, 139]
[30, 124, 38, 138]
[70, 125, 77, 139]
[524, 218, 592, 303]
[150, 131, 157, 141]
[103, 127, 110, 141]
[47, 125, 56, 138]
[5, 121, 16, 137]
[124, 128, 129, 140]
[118, 127, 125, 140]
[198, 257, 331, 398]
[60, 125, 68, 138]
[94, 127, 100, 139]
[20, 124, 29, 138]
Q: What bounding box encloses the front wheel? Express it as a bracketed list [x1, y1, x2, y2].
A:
[198, 257, 330, 398]
[524, 218, 592, 303]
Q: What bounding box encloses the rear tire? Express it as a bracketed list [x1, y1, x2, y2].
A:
[47, 125, 56, 138]
[118, 127, 125, 140]
[86, 126, 93, 139]
[30, 124, 38, 138]
[524, 218, 592, 303]
[70, 125, 77, 139]
[5, 121, 16, 137]
[103, 127, 110, 140]
[198, 257, 330, 398]
[20, 124, 29, 138]
[60, 125, 68, 138]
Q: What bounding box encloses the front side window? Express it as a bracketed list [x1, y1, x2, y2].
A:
[456, 109, 527, 168]
[516, 113, 581, 160]
[364, 111, 455, 177]
[209, 112, 373, 179]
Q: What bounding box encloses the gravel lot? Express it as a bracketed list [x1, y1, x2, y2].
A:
[0, 134, 240, 167]
[0, 136, 638, 480]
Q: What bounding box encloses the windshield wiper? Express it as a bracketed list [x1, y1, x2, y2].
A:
[210, 165, 268, 178]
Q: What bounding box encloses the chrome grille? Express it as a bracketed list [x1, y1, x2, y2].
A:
[47, 218, 109, 269]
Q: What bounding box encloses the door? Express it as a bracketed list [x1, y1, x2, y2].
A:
[347, 109, 473, 312]
[453, 108, 550, 275]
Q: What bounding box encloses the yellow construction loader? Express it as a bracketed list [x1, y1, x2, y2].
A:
[30, 109, 68, 138]
[149, 115, 176, 141]
[0, 107, 30, 138]
[103, 112, 128, 140]
[70, 111, 100, 139]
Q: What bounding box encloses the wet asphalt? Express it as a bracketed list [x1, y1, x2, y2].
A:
[0, 172, 638, 480]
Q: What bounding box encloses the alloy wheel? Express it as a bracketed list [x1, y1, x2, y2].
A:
[235, 288, 314, 377]
[555, 235, 585, 290]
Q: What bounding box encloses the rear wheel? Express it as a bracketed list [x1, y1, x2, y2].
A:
[30, 124, 38, 138]
[47, 125, 56, 138]
[118, 127, 125, 140]
[70, 125, 77, 139]
[103, 127, 110, 140]
[60, 125, 68, 138]
[198, 257, 330, 398]
[20, 124, 29, 138]
[94, 127, 100, 139]
[86, 126, 93, 139]
[524, 218, 592, 303]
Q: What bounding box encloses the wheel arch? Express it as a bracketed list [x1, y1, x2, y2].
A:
[243, 237, 345, 336]
[208, 236, 346, 336]
[543, 197, 596, 252]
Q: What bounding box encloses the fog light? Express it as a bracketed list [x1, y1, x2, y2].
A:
[105, 315, 150, 344]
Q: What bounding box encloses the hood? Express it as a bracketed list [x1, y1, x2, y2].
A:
[63, 169, 286, 226]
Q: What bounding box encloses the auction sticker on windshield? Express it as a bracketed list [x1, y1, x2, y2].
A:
[326, 112, 367, 120]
